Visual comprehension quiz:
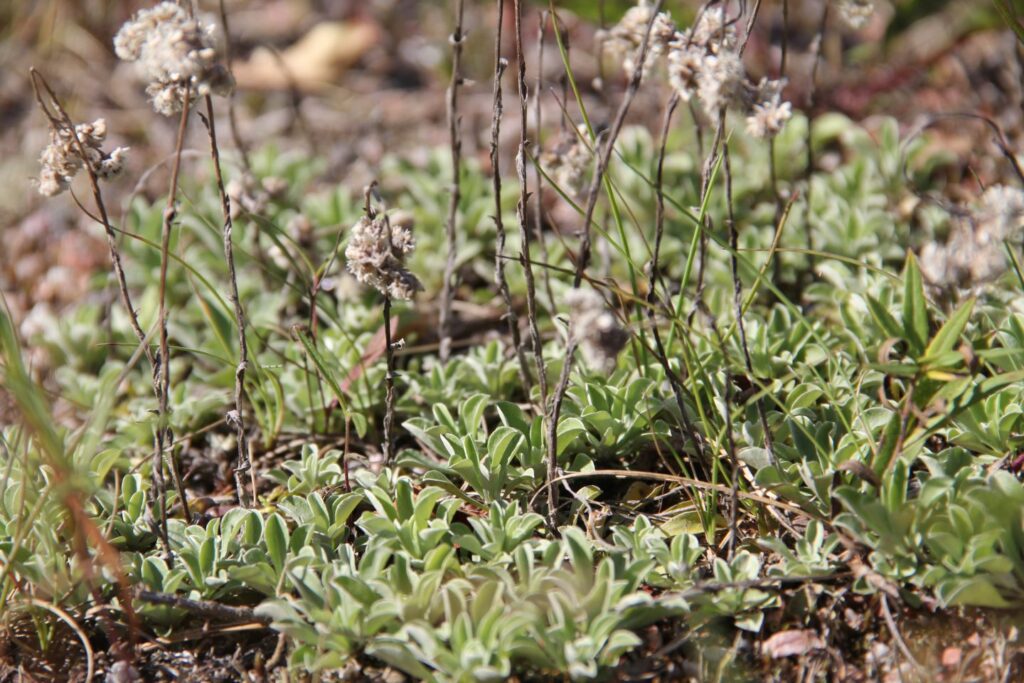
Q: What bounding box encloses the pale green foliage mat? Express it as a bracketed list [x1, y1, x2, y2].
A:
[3, 111, 1024, 680]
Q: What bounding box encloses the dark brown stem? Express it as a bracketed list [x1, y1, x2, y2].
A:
[542, 1, 663, 523]
[703, 310, 740, 559]
[516, 0, 548, 406]
[804, 2, 829, 275]
[571, 0, 664, 289]
[217, 0, 252, 173]
[201, 95, 252, 508]
[723, 137, 775, 466]
[157, 90, 194, 540]
[28, 70, 154, 374]
[689, 116, 725, 325]
[646, 92, 704, 469]
[137, 590, 269, 624]
[532, 10, 557, 313]
[439, 0, 466, 363]
[491, 0, 531, 392]
[544, 335, 576, 524]
[770, 0, 790, 287]
[382, 294, 396, 465]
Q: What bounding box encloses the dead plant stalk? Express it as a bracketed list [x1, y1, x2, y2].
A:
[545, 0, 664, 523]
[492, 0, 532, 392]
[439, 0, 466, 364]
[201, 95, 253, 508]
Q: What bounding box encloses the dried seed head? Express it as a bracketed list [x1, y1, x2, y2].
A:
[689, 7, 737, 53]
[600, 0, 677, 78]
[695, 50, 745, 114]
[541, 125, 593, 199]
[837, 0, 875, 30]
[37, 118, 129, 197]
[565, 288, 629, 372]
[745, 78, 792, 139]
[665, 8, 791, 135]
[345, 213, 423, 300]
[114, 2, 233, 116]
[919, 184, 1024, 288]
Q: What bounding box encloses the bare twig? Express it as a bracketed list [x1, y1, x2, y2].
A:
[723, 137, 775, 466]
[491, 0, 531, 392]
[382, 294, 396, 465]
[880, 594, 924, 673]
[28, 70, 154, 374]
[364, 183, 399, 465]
[804, 2, 829, 276]
[545, 1, 663, 525]
[439, 0, 466, 363]
[200, 95, 252, 508]
[156, 87, 194, 540]
[515, 0, 547, 405]
[217, 0, 251, 173]
[646, 92, 705, 470]
[690, 117, 725, 324]
[702, 305, 742, 559]
[137, 590, 270, 624]
[571, 0, 664, 289]
[533, 10, 557, 312]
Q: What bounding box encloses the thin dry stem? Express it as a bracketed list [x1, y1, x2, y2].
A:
[646, 92, 705, 470]
[216, 0, 252, 173]
[201, 95, 252, 508]
[363, 182, 398, 466]
[532, 9, 557, 313]
[723, 138, 775, 465]
[804, 2, 830, 275]
[491, 0, 531, 393]
[382, 295, 396, 465]
[515, 0, 547, 406]
[439, 0, 466, 363]
[571, 0, 664, 289]
[157, 87, 194, 539]
[546, 0, 664, 524]
[28, 70, 153, 373]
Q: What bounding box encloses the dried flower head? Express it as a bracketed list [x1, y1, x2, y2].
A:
[665, 8, 741, 110]
[565, 288, 629, 372]
[695, 50, 746, 114]
[37, 118, 129, 196]
[541, 125, 594, 199]
[745, 78, 792, 139]
[345, 213, 423, 300]
[664, 8, 791, 137]
[920, 184, 1024, 288]
[688, 7, 737, 53]
[599, 0, 677, 78]
[114, 2, 233, 116]
[838, 0, 875, 30]
[225, 173, 287, 219]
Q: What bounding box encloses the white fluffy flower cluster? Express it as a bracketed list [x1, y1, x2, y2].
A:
[114, 2, 233, 116]
[599, 0, 678, 78]
[602, 4, 793, 139]
[920, 185, 1024, 288]
[565, 288, 629, 372]
[540, 125, 594, 199]
[837, 0, 875, 30]
[345, 213, 423, 300]
[665, 7, 791, 138]
[37, 118, 129, 197]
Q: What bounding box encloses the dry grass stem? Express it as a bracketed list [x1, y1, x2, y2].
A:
[439, 0, 466, 364]
[201, 95, 253, 508]
[491, 0, 531, 393]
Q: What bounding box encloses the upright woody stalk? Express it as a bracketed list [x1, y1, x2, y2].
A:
[201, 96, 254, 507]
[439, 0, 466, 363]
